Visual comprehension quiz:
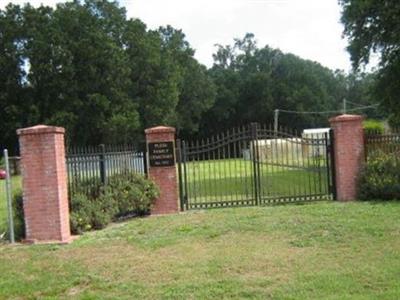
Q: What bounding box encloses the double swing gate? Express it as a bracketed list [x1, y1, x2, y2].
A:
[177, 123, 335, 210]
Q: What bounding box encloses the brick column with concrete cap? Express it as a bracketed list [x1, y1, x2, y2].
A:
[17, 125, 71, 243]
[145, 126, 179, 214]
[329, 114, 365, 201]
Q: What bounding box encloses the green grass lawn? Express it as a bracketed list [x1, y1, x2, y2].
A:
[0, 176, 21, 235]
[1, 202, 399, 299]
[183, 159, 330, 205]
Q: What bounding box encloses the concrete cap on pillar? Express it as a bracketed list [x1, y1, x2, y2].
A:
[17, 125, 65, 136]
[329, 114, 364, 124]
[145, 126, 176, 134]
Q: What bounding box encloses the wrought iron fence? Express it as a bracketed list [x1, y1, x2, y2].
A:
[178, 123, 335, 210]
[365, 128, 400, 160]
[66, 144, 146, 197]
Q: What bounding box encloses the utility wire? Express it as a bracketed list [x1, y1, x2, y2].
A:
[273, 103, 379, 132]
[346, 99, 374, 107]
[277, 104, 378, 115]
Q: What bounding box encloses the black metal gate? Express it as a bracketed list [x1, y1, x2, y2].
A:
[177, 123, 335, 210]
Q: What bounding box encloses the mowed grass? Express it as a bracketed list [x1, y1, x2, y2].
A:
[0, 176, 21, 235]
[184, 159, 330, 203]
[1, 202, 400, 299]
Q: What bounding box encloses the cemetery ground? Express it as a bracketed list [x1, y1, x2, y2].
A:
[180, 158, 330, 205]
[0, 200, 399, 299]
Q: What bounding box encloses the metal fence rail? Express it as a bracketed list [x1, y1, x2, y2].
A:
[66, 144, 146, 197]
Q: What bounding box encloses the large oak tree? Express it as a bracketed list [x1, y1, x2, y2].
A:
[339, 0, 400, 125]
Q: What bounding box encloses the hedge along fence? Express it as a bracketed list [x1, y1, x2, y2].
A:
[8, 143, 158, 240]
[66, 143, 158, 234]
[359, 128, 400, 200]
[66, 144, 146, 198]
[364, 128, 400, 160]
[69, 173, 159, 234]
[11, 173, 159, 239]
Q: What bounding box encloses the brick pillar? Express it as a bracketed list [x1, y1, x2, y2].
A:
[329, 114, 365, 201]
[145, 126, 179, 214]
[17, 125, 71, 243]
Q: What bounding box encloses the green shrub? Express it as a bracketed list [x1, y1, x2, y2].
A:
[6, 173, 159, 238]
[70, 177, 103, 199]
[3, 190, 25, 241]
[363, 119, 385, 135]
[70, 194, 93, 234]
[69, 173, 159, 234]
[12, 191, 25, 239]
[70, 192, 118, 234]
[102, 173, 159, 217]
[358, 152, 400, 200]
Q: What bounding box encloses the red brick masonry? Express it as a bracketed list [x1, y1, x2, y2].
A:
[329, 114, 365, 201]
[145, 126, 179, 214]
[17, 125, 71, 243]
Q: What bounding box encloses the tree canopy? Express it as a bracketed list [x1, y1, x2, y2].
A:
[202, 34, 379, 136]
[0, 0, 383, 153]
[0, 0, 214, 151]
[339, 0, 400, 125]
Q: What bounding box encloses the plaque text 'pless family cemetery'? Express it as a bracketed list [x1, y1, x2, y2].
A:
[148, 142, 175, 167]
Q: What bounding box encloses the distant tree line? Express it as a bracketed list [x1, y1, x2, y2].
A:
[0, 0, 387, 153]
[203, 33, 381, 135]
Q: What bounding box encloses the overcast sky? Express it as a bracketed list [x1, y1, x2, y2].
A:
[1, 0, 352, 71]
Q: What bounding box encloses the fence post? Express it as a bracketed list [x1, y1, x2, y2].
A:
[145, 126, 179, 214]
[3, 149, 15, 243]
[142, 141, 148, 176]
[328, 129, 337, 200]
[250, 123, 260, 205]
[329, 114, 364, 201]
[99, 144, 106, 185]
[17, 125, 71, 243]
[182, 140, 189, 210]
[176, 139, 185, 211]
